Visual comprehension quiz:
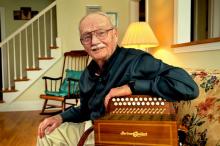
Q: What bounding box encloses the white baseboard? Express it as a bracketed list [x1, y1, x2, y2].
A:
[174, 41, 220, 53]
[0, 99, 78, 112]
[0, 100, 44, 111]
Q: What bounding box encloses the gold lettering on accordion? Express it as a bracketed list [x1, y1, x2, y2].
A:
[120, 131, 148, 137]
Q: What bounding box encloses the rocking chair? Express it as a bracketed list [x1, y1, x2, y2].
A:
[40, 50, 89, 114]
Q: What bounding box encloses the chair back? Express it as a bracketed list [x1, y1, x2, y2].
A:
[61, 50, 89, 83]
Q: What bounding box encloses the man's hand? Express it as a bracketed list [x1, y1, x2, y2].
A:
[38, 115, 63, 138]
[104, 84, 132, 110]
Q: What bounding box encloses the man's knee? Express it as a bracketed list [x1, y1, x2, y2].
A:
[36, 122, 86, 146]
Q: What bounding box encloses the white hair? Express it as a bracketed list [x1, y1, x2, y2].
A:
[79, 11, 114, 31]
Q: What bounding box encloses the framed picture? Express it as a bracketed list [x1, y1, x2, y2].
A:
[106, 12, 118, 27]
[20, 7, 31, 20]
[86, 5, 101, 14]
[13, 7, 38, 20]
[13, 10, 21, 20]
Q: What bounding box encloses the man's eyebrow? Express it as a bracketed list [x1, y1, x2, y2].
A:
[81, 27, 111, 35]
[81, 29, 100, 35]
[81, 31, 92, 36]
[82, 32, 91, 35]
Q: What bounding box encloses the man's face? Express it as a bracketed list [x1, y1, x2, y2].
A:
[79, 14, 118, 62]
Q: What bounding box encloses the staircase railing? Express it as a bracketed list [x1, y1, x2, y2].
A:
[0, 1, 57, 92]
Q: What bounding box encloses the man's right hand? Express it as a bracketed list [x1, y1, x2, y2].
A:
[38, 115, 63, 138]
[104, 84, 132, 110]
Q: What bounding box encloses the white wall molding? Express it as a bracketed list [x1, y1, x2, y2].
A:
[173, 0, 191, 44]
[0, 99, 77, 111]
[174, 41, 220, 53]
[0, 100, 44, 111]
[130, 0, 140, 22]
[0, 7, 6, 40]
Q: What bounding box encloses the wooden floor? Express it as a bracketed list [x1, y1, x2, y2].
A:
[0, 111, 50, 146]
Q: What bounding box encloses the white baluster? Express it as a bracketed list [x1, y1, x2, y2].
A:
[31, 23, 35, 68]
[13, 37, 17, 80]
[50, 8, 53, 47]
[7, 42, 11, 90]
[37, 18, 41, 58]
[19, 32, 23, 79]
[44, 14, 47, 57]
[25, 28, 29, 69]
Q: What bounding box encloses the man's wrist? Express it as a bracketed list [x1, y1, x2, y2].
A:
[55, 115, 63, 123]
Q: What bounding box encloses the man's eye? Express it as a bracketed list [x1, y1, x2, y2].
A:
[82, 35, 91, 40]
[97, 31, 106, 36]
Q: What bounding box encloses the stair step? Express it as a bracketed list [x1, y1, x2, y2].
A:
[49, 46, 59, 49]
[14, 77, 29, 82]
[1, 87, 17, 93]
[38, 57, 53, 60]
[26, 67, 41, 71]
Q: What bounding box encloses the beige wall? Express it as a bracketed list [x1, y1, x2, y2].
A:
[0, 0, 54, 37]
[148, 0, 182, 66]
[148, 0, 220, 69]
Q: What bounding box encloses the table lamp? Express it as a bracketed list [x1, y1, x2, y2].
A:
[121, 22, 159, 51]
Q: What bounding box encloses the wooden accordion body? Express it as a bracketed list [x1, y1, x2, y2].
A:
[94, 95, 178, 146]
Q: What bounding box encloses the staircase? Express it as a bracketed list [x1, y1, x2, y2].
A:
[0, 1, 62, 103]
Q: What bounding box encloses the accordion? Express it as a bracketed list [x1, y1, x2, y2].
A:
[94, 95, 178, 146]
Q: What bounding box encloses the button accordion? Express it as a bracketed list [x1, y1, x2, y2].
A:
[94, 95, 178, 146]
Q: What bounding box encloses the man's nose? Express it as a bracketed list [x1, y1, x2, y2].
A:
[91, 34, 101, 44]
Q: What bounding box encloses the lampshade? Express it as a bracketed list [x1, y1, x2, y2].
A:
[121, 22, 159, 50]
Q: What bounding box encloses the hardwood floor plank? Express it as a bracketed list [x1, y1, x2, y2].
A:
[0, 111, 49, 146]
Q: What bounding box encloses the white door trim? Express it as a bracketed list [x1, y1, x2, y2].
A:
[0, 7, 6, 40]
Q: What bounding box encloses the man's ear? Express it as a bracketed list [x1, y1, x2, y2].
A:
[113, 28, 119, 43]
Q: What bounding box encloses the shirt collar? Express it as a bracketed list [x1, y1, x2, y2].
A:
[87, 46, 121, 79]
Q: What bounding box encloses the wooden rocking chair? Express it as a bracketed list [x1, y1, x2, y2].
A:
[40, 50, 89, 115]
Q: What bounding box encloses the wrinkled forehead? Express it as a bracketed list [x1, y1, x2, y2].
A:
[79, 14, 112, 34]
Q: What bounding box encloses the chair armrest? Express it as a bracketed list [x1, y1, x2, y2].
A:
[66, 78, 80, 82]
[42, 76, 62, 80]
[77, 126, 94, 146]
[42, 76, 62, 91]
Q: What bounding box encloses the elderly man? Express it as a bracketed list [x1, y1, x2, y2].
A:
[37, 12, 199, 145]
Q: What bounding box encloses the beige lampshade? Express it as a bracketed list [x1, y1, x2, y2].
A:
[121, 22, 159, 49]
